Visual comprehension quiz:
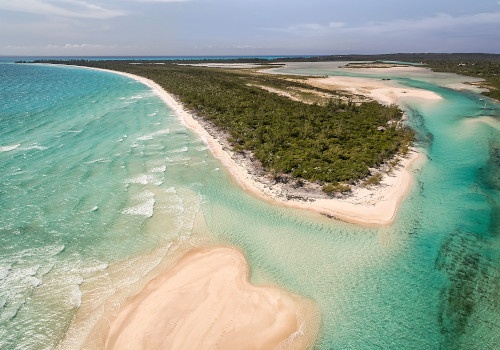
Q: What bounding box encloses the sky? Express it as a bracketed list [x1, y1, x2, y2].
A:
[1, 0, 499, 56]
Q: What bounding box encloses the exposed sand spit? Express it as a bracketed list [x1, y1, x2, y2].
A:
[105, 246, 318, 350]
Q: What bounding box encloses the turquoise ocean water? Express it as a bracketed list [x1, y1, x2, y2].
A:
[0, 60, 499, 349]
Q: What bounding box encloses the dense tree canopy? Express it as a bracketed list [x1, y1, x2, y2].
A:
[30, 59, 414, 192]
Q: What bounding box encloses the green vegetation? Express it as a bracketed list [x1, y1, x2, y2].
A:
[426, 60, 500, 101]
[364, 173, 383, 186]
[323, 183, 351, 195]
[25, 53, 500, 102]
[314, 53, 500, 101]
[278, 53, 500, 101]
[28, 59, 414, 194]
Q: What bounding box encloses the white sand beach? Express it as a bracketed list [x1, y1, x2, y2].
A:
[105, 246, 318, 350]
[306, 75, 442, 105]
[81, 66, 427, 226]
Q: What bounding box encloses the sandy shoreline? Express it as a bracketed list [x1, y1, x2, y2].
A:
[105, 246, 318, 350]
[305, 75, 442, 105]
[76, 65, 426, 226]
[55, 65, 321, 349]
[53, 63, 431, 349]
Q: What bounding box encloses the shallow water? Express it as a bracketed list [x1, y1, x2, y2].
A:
[1, 61, 499, 349]
[0, 63, 213, 348]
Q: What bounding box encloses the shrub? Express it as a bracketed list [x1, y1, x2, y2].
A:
[323, 183, 351, 195]
[364, 173, 383, 186]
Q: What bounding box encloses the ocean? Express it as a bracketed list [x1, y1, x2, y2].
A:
[0, 59, 499, 349]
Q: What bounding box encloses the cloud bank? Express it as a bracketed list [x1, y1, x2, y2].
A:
[0, 0, 127, 19]
[264, 10, 500, 37]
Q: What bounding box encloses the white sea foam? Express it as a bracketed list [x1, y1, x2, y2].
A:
[130, 93, 154, 100]
[25, 265, 40, 277]
[134, 190, 155, 200]
[276, 320, 306, 349]
[150, 166, 166, 173]
[0, 299, 24, 323]
[36, 263, 54, 278]
[63, 275, 84, 308]
[196, 145, 209, 151]
[0, 265, 42, 296]
[198, 193, 209, 204]
[164, 187, 176, 193]
[0, 265, 11, 280]
[136, 128, 170, 141]
[55, 130, 82, 134]
[84, 158, 110, 164]
[143, 144, 166, 151]
[125, 174, 162, 185]
[16, 245, 65, 260]
[27, 276, 42, 287]
[125, 175, 152, 185]
[77, 263, 109, 274]
[122, 197, 155, 217]
[170, 146, 188, 153]
[70, 285, 83, 308]
[170, 156, 192, 163]
[147, 112, 158, 117]
[122, 190, 157, 217]
[21, 145, 48, 151]
[0, 144, 20, 152]
[147, 159, 166, 166]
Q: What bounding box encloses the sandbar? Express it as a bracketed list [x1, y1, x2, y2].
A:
[105, 246, 318, 349]
[306, 75, 442, 105]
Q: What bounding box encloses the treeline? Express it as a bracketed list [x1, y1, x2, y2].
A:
[25, 52, 500, 65]
[425, 60, 500, 101]
[278, 53, 500, 101]
[27, 53, 500, 101]
[27, 59, 413, 193]
[274, 53, 500, 101]
[293, 53, 500, 101]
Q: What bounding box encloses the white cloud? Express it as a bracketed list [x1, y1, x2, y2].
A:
[137, 0, 190, 2]
[47, 43, 104, 49]
[262, 10, 500, 38]
[0, 0, 127, 19]
[262, 22, 344, 36]
[1, 42, 111, 54]
[348, 11, 500, 34]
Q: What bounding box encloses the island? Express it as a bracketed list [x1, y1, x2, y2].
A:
[33, 59, 422, 225]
